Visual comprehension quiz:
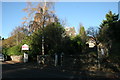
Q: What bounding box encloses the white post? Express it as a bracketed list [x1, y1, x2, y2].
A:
[24, 53, 28, 63]
[97, 44, 100, 69]
[55, 54, 58, 66]
[101, 48, 104, 55]
[61, 52, 64, 66]
[42, 36, 44, 55]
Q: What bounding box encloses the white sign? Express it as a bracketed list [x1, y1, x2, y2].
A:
[22, 44, 29, 50]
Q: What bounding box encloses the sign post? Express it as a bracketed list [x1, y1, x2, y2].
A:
[55, 53, 58, 66]
[24, 53, 28, 63]
[22, 44, 29, 63]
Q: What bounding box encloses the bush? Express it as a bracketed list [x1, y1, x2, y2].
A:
[110, 42, 120, 56]
[2, 47, 8, 55]
[62, 36, 82, 55]
[7, 44, 22, 56]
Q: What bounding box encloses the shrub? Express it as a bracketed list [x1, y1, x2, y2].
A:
[7, 44, 22, 56]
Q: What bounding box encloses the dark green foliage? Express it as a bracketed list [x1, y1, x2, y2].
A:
[22, 22, 65, 57]
[21, 30, 43, 58]
[62, 36, 73, 54]
[108, 20, 120, 42]
[7, 44, 22, 56]
[79, 24, 87, 44]
[62, 35, 82, 54]
[98, 11, 120, 56]
[2, 47, 8, 55]
[79, 24, 88, 52]
[98, 11, 119, 42]
[44, 22, 65, 54]
[107, 21, 120, 56]
[24, 22, 83, 56]
[72, 35, 83, 53]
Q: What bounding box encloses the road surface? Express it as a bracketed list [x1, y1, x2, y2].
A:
[1, 61, 120, 80]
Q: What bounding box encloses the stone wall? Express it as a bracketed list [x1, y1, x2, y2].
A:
[11, 55, 23, 62]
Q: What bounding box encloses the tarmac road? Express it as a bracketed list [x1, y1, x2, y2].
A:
[1, 61, 83, 79]
[1, 61, 120, 80]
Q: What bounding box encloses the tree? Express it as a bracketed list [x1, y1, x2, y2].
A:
[98, 11, 119, 55]
[62, 35, 82, 55]
[44, 22, 65, 54]
[79, 24, 87, 52]
[23, 2, 57, 56]
[23, 2, 56, 32]
[22, 22, 65, 57]
[2, 25, 29, 55]
[87, 27, 98, 38]
[2, 36, 19, 55]
[11, 26, 27, 45]
[98, 11, 118, 43]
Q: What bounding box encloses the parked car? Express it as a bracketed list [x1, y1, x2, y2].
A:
[0, 53, 5, 61]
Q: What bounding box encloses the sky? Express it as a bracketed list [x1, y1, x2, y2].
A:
[2, 2, 119, 39]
